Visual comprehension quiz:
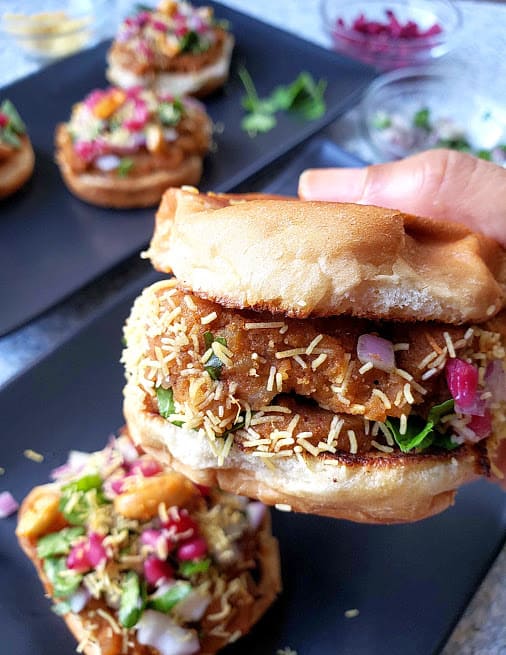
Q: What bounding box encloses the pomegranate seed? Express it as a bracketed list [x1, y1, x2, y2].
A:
[129, 458, 162, 477]
[177, 537, 208, 561]
[0, 112, 8, 128]
[162, 509, 199, 538]
[446, 359, 479, 412]
[468, 412, 492, 440]
[144, 556, 174, 586]
[67, 541, 91, 572]
[193, 483, 211, 496]
[87, 533, 107, 567]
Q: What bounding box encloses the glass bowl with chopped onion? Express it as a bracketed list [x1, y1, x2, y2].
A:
[0, 0, 108, 63]
[360, 67, 506, 164]
[320, 0, 462, 70]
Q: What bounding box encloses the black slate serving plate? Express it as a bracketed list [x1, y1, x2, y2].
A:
[1, 139, 505, 655]
[0, 1, 376, 338]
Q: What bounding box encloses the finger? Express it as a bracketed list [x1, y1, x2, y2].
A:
[298, 149, 506, 247]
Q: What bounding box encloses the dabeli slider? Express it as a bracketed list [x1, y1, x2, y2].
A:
[16, 429, 280, 655]
[55, 86, 211, 208]
[0, 99, 34, 199]
[122, 188, 506, 524]
[107, 1, 234, 98]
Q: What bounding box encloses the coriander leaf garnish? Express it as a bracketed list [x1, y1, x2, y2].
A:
[158, 100, 183, 126]
[119, 571, 146, 628]
[238, 66, 327, 137]
[37, 527, 85, 559]
[59, 473, 107, 525]
[156, 387, 183, 426]
[413, 107, 431, 130]
[1, 100, 26, 134]
[203, 331, 227, 380]
[117, 157, 134, 177]
[385, 399, 456, 453]
[179, 558, 211, 577]
[43, 557, 82, 598]
[148, 580, 192, 613]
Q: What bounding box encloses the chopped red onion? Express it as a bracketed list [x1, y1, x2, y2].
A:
[485, 360, 506, 402]
[0, 491, 18, 518]
[129, 458, 163, 478]
[136, 610, 199, 655]
[246, 501, 266, 531]
[446, 359, 479, 413]
[357, 334, 395, 372]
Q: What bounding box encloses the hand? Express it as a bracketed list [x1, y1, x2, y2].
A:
[299, 148, 506, 487]
[298, 148, 506, 247]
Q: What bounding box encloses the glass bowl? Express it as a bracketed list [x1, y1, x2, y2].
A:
[360, 68, 506, 163]
[321, 0, 462, 70]
[0, 0, 108, 63]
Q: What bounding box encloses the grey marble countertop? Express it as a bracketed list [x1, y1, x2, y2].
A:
[1, 1, 505, 653]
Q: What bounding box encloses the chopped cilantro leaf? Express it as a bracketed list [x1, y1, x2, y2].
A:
[117, 157, 134, 177]
[158, 100, 183, 126]
[179, 30, 208, 54]
[413, 107, 431, 130]
[238, 66, 327, 137]
[148, 581, 192, 613]
[37, 527, 85, 559]
[59, 473, 106, 525]
[119, 571, 145, 628]
[1, 100, 25, 134]
[156, 386, 183, 426]
[203, 331, 227, 380]
[179, 558, 211, 577]
[385, 399, 455, 453]
[43, 557, 82, 598]
[1, 126, 21, 148]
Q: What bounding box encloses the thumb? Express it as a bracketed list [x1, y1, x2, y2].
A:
[298, 149, 506, 247]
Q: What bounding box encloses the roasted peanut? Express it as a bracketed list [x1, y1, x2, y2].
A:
[114, 472, 197, 520]
[16, 485, 64, 540]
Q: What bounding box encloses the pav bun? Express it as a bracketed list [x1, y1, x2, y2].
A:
[55, 88, 211, 209]
[17, 432, 281, 654]
[146, 188, 506, 324]
[106, 2, 234, 98]
[0, 134, 35, 199]
[124, 380, 486, 524]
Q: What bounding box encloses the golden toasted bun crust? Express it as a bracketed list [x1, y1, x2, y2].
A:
[17, 480, 281, 655]
[55, 126, 204, 209]
[147, 188, 506, 323]
[123, 381, 486, 524]
[0, 135, 35, 199]
[106, 34, 234, 98]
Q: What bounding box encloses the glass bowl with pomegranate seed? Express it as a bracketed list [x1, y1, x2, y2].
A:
[320, 0, 462, 70]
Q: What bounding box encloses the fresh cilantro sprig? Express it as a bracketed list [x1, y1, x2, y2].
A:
[238, 66, 327, 137]
[385, 399, 458, 453]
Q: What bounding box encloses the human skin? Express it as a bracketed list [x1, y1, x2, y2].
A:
[298, 148, 506, 248]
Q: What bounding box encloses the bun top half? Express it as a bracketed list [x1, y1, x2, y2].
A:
[146, 187, 506, 324]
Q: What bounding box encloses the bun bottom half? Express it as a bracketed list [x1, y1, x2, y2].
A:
[56, 150, 203, 209]
[0, 136, 35, 199]
[124, 382, 484, 524]
[17, 482, 281, 655]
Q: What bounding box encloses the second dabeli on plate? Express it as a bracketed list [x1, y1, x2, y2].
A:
[17, 429, 281, 655]
[0, 99, 34, 199]
[55, 86, 211, 208]
[122, 188, 506, 524]
[106, 1, 234, 98]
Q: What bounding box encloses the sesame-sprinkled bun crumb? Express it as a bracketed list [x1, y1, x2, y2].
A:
[17, 430, 281, 654]
[147, 188, 506, 324]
